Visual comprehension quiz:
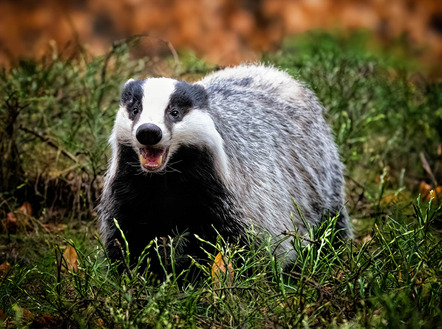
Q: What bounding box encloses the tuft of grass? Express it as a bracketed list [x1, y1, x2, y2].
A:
[0, 198, 440, 328]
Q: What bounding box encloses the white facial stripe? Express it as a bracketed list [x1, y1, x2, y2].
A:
[131, 78, 176, 147]
[173, 110, 231, 183]
[137, 78, 176, 127]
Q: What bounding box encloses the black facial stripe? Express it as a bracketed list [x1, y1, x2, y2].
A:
[164, 81, 208, 131]
[121, 80, 144, 121]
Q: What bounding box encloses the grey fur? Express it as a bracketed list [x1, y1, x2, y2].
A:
[198, 65, 351, 257]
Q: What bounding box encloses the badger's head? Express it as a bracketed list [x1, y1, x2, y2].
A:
[111, 77, 229, 179]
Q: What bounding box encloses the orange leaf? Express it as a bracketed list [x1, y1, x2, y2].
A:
[0, 261, 11, 278]
[211, 252, 234, 287]
[423, 185, 442, 202]
[362, 234, 372, 243]
[22, 308, 34, 321]
[419, 181, 431, 197]
[1, 212, 17, 232]
[18, 202, 32, 217]
[62, 246, 78, 272]
[33, 312, 57, 327]
[380, 194, 398, 205]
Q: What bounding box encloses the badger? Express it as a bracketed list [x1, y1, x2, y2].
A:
[99, 64, 351, 272]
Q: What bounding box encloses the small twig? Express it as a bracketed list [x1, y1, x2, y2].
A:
[283, 271, 327, 326]
[210, 285, 258, 293]
[165, 40, 179, 75]
[283, 271, 321, 288]
[19, 126, 89, 174]
[344, 174, 366, 191]
[419, 152, 438, 187]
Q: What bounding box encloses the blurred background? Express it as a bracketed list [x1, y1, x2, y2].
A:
[1, 0, 441, 76]
[1, 2, 442, 326]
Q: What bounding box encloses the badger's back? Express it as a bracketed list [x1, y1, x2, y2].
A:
[199, 66, 349, 245]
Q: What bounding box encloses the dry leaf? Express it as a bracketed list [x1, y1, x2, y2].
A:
[211, 252, 234, 287]
[62, 246, 79, 272]
[21, 308, 34, 321]
[419, 181, 432, 198]
[1, 202, 34, 233]
[420, 183, 442, 202]
[1, 213, 17, 232]
[0, 262, 11, 278]
[336, 270, 344, 280]
[18, 202, 32, 217]
[33, 312, 57, 328]
[380, 194, 398, 205]
[362, 234, 372, 243]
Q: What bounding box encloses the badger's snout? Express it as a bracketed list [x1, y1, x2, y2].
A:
[136, 123, 162, 145]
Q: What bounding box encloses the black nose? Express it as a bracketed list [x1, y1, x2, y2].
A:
[136, 123, 162, 145]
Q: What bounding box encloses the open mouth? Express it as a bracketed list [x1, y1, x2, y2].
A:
[139, 147, 169, 171]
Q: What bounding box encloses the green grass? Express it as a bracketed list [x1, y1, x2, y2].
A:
[0, 31, 441, 328]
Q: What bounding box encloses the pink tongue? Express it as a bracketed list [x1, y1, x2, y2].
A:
[142, 149, 163, 164]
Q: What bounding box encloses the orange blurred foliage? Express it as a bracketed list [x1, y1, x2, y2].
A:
[1, 202, 33, 233]
[1, 0, 441, 69]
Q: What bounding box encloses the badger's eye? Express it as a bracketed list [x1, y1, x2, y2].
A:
[170, 110, 179, 117]
[133, 107, 139, 115]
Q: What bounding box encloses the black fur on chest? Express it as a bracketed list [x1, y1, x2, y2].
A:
[104, 144, 243, 273]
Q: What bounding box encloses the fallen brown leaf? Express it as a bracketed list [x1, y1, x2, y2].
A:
[1, 213, 17, 232]
[21, 308, 34, 321]
[419, 181, 431, 199]
[380, 194, 398, 204]
[62, 246, 79, 272]
[33, 312, 58, 328]
[1, 202, 34, 233]
[0, 261, 11, 277]
[336, 269, 344, 280]
[420, 183, 442, 202]
[211, 252, 234, 287]
[18, 202, 32, 217]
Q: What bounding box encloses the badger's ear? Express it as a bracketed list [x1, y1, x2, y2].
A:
[120, 78, 136, 94]
[124, 78, 135, 87]
[190, 82, 208, 108]
[120, 79, 144, 104]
